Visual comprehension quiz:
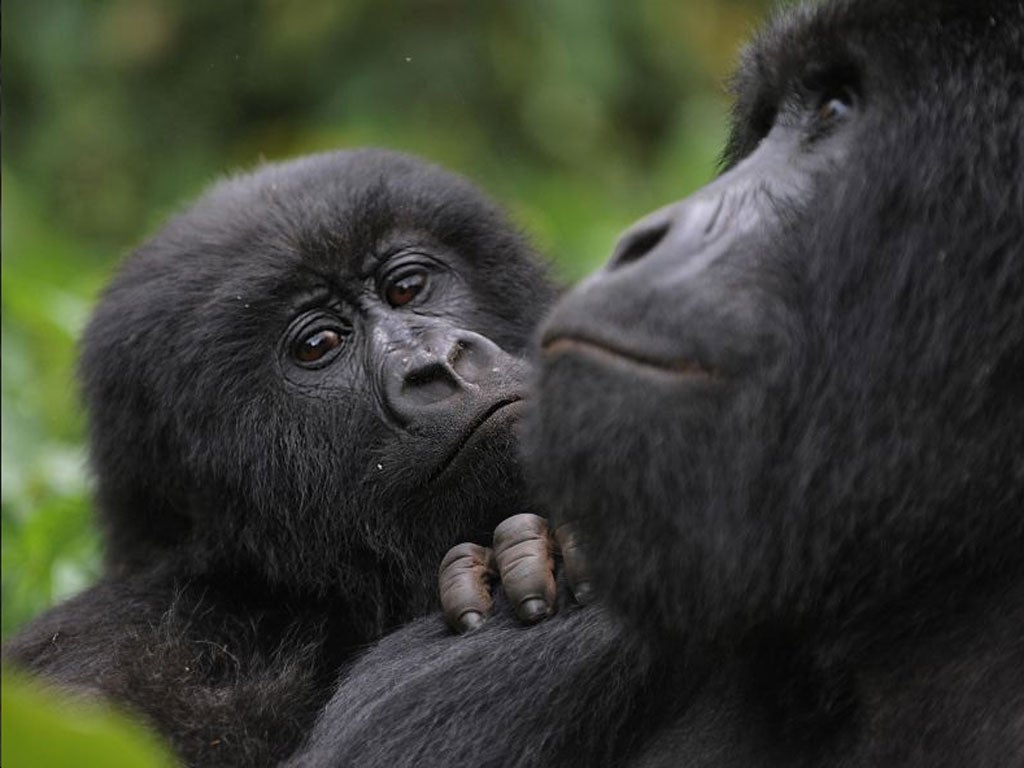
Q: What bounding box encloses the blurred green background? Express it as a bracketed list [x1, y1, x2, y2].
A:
[2, 0, 783, 639]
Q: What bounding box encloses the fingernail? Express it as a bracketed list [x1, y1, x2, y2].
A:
[574, 582, 593, 604]
[458, 610, 485, 633]
[519, 598, 550, 623]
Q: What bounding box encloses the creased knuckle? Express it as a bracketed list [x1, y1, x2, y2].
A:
[493, 514, 549, 552]
[440, 542, 486, 573]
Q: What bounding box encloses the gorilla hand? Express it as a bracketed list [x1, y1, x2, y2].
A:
[439, 513, 592, 633]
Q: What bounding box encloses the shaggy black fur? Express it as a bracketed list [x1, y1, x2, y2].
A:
[291, 2, 1024, 766]
[3, 149, 558, 766]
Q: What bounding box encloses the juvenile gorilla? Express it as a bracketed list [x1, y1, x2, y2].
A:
[293, 2, 1024, 766]
[3, 150, 557, 766]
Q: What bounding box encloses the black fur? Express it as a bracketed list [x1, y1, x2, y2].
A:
[292, 2, 1024, 766]
[3, 149, 558, 766]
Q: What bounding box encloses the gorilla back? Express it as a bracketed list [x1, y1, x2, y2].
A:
[292, 2, 1024, 766]
[3, 150, 557, 767]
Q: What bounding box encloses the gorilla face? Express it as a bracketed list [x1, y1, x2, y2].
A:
[82, 150, 556, 602]
[528, 0, 1024, 645]
[276, 226, 529, 487]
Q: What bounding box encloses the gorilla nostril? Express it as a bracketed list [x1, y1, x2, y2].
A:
[405, 365, 442, 388]
[609, 221, 670, 269]
[402, 362, 460, 407]
[449, 337, 500, 383]
[448, 340, 468, 367]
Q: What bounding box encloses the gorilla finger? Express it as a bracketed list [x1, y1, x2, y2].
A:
[439, 543, 496, 633]
[493, 514, 556, 624]
[554, 523, 593, 604]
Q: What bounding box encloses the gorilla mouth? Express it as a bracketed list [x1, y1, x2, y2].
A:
[542, 336, 718, 381]
[431, 396, 525, 481]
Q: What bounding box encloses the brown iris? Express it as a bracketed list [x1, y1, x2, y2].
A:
[294, 329, 343, 363]
[386, 272, 426, 307]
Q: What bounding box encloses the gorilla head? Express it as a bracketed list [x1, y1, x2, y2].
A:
[82, 149, 556, 611]
[530, 0, 1024, 649]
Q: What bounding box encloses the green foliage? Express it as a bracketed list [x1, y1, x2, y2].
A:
[1, 670, 178, 767]
[2, 0, 785, 638]
[2, 173, 102, 636]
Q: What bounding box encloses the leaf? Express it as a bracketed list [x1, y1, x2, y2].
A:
[0, 670, 178, 768]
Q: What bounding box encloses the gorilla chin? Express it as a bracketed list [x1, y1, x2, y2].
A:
[431, 396, 527, 483]
[426, 397, 533, 539]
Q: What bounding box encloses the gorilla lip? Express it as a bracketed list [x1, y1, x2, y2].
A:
[430, 395, 525, 481]
[542, 336, 718, 381]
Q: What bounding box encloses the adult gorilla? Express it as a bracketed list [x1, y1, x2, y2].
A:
[292, 1, 1024, 766]
[3, 150, 557, 766]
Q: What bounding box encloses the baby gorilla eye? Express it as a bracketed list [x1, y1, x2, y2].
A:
[385, 271, 427, 308]
[817, 88, 855, 122]
[293, 328, 343, 365]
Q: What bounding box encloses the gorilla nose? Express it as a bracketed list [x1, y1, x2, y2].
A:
[604, 181, 757, 277]
[383, 329, 511, 425]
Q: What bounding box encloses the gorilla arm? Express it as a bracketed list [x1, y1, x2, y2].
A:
[285, 604, 670, 768]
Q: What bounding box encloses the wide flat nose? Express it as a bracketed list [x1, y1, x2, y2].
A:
[383, 328, 511, 425]
[604, 189, 742, 276]
[604, 121, 813, 278]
